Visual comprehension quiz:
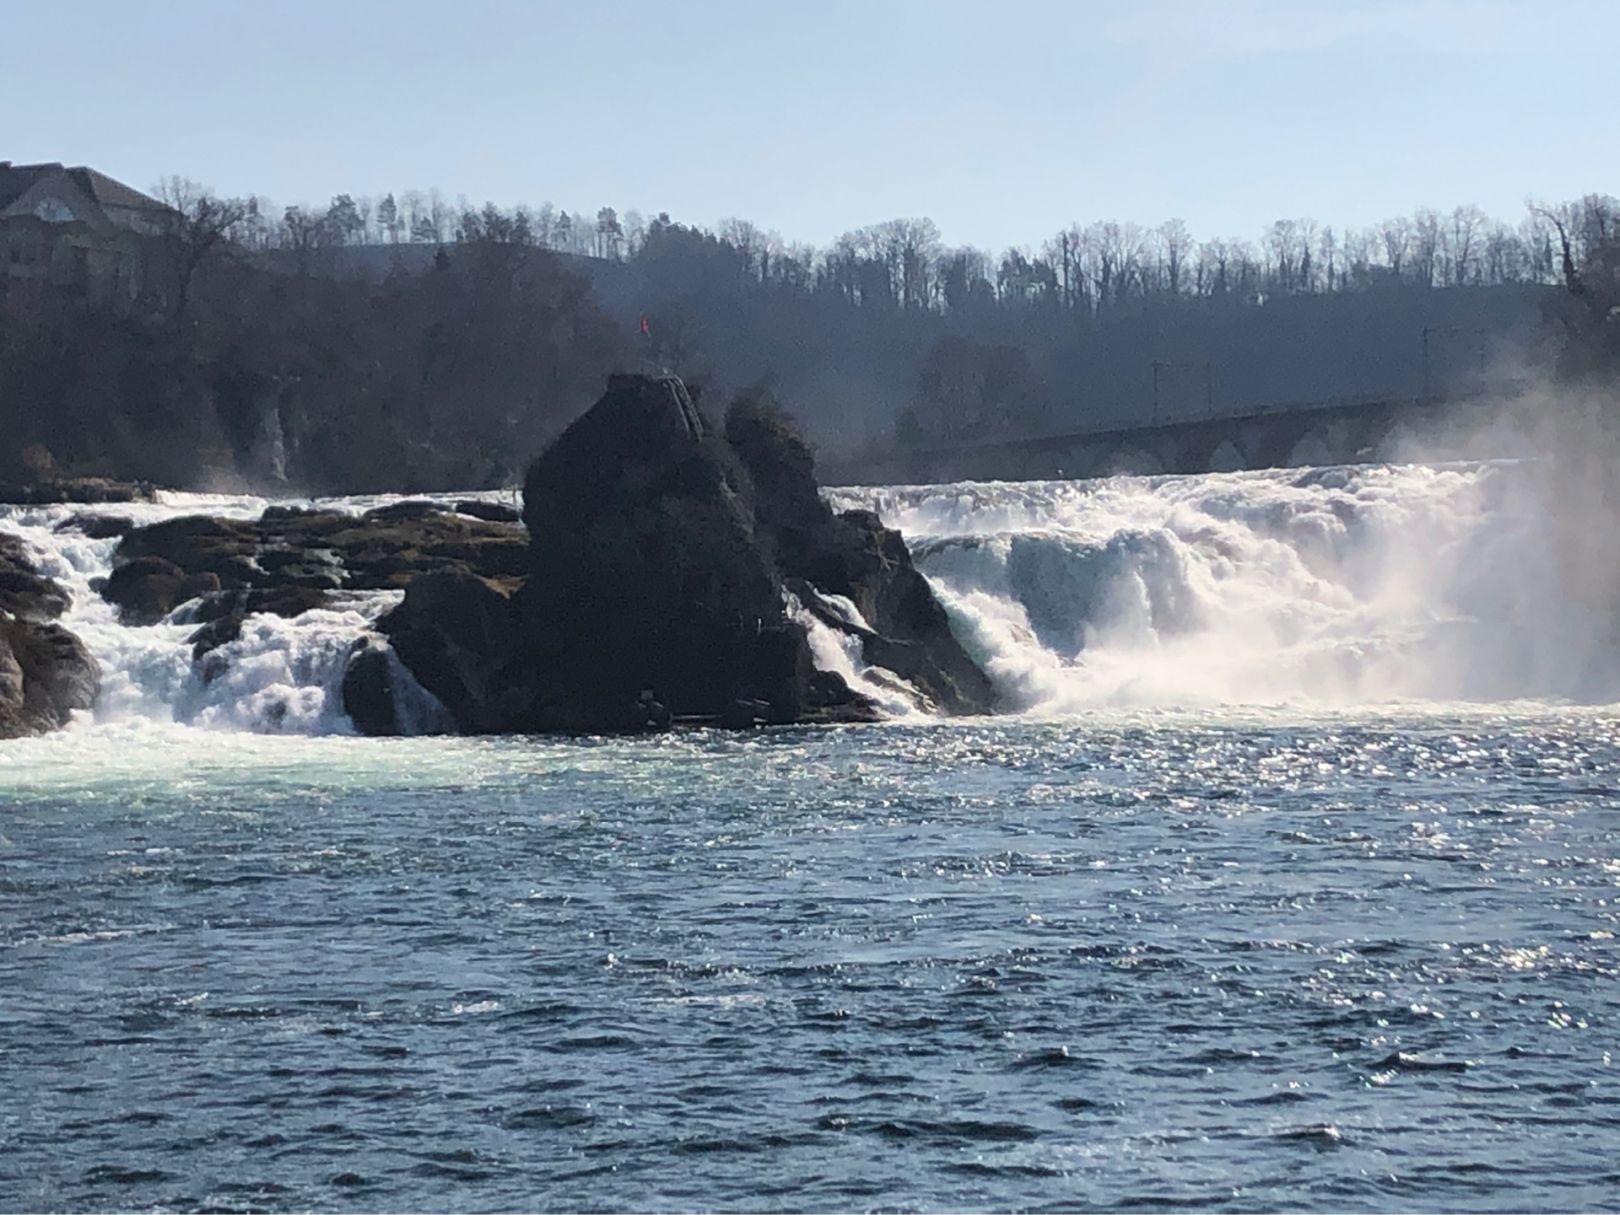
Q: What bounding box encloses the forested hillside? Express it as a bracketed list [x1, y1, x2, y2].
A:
[3, 182, 1613, 491]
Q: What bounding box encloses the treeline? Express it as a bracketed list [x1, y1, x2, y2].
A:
[2, 176, 1614, 493]
[230, 183, 1616, 308]
[208, 183, 1617, 450]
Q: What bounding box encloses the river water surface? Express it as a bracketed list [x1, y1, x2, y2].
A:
[4, 713, 1617, 1211]
[2, 466, 1618, 1210]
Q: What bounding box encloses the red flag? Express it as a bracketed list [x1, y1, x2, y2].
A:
[638, 314, 650, 336]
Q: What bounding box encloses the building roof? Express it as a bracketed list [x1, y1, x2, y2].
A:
[0, 161, 165, 214]
[0, 162, 47, 210]
[68, 167, 165, 212]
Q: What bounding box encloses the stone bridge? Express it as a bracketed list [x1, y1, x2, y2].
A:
[832, 388, 1517, 485]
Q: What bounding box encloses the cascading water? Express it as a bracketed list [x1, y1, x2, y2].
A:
[0, 493, 417, 735]
[833, 459, 1620, 710]
[3, 460, 1613, 739]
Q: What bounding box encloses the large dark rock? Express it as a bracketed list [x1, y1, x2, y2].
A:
[0, 533, 71, 621]
[340, 641, 406, 737]
[373, 571, 529, 733]
[519, 374, 823, 729]
[366, 371, 990, 734]
[0, 531, 98, 738]
[339, 638, 457, 737]
[0, 615, 100, 739]
[101, 555, 220, 625]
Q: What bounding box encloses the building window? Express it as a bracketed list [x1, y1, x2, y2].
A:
[32, 196, 77, 224]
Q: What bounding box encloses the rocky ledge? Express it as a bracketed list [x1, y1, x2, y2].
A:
[100, 502, 527, 637]
[0, 533, 99, 740]
[0, 477, 158, 506]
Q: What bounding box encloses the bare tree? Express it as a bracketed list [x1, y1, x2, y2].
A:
[595, 207, 624, 259]
[1411, 208, 1442, 287]
[1042, 226, 1085, 310]
[1530, 200, 1580, 292]
[1482, 222, 1521, 284]
[1317, 225, 1338, 292]
[719, 217, 768, 279]
[1156, 218, 1192, 298]
[1379, 217, 1411, 280]
[154, 176, 250, 319]
[377, 193, 400, 244]
[1447, 205, 1485, 286]
[622, 208, 647, 257]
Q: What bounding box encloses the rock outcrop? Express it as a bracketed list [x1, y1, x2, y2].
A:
[350, 373, 993, 734]
[90, 502, 532, 708]
[0, 531, 100, 740]
[0, 478, 157, 506]
[0, 616, 100, 739]
[349, 572, 528, 734]
[517, 374, 842, 729]
[109, 504, 526, 600]
[1, 533, 71, 622]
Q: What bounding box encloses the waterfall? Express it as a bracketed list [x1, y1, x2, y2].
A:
[833, 460, 1620, 709]
[4, 459, 1613, 739]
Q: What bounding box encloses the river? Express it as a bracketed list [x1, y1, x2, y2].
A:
[1, 462, 1616, 1211]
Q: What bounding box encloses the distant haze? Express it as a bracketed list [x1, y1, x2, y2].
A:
[5, 0, 1616, 250]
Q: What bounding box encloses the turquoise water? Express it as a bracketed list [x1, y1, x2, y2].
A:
[4, 710, 1617, 1211]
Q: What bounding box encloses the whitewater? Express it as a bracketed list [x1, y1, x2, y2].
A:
[3, 461, 1618, 1211]
[3, 458, 1615, 742]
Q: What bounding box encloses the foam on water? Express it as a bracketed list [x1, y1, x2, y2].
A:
[785, 589, 928, 718]
[1, 493, 412, 737]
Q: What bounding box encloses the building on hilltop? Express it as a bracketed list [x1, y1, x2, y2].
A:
[0, 161, 172, 301]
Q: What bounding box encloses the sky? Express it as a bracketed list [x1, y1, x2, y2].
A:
[4, 0, 1614, 252]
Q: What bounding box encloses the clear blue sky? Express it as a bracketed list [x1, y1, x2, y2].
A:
[5, 0, 1613, 251]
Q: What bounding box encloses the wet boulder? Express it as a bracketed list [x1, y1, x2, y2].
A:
[340, 641, 406, 737]
[0, 533, 70, 621]
[371, 570, 529, 734]
[339, 638, 456, 737]
[0, 614, 100, 739]
[101, 555, 221, 625]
